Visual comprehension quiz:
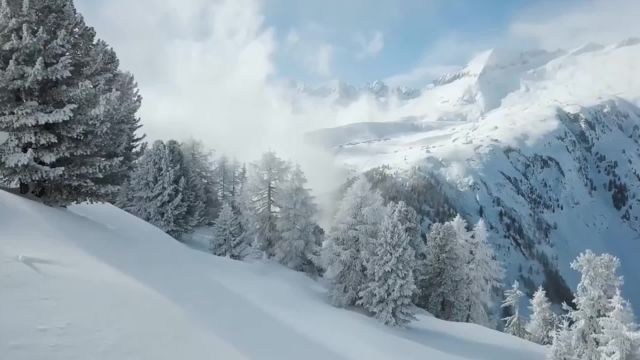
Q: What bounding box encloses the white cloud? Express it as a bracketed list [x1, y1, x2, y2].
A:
[72, 0, 640, 196]
[385, 64, 460, 87]
[385, 0, 640, 89]
[313, 44, 334, 76]
[384, 33, 488, 87]
[75, 0, 345, 193]
[281, 25, 334, 77]
[510, 0, 640, 49]
[355, 30, 384, 59]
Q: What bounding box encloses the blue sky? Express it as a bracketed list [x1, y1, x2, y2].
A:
[73, 0, 638, 158]
[263, 0, 581, 85]
[76, 0, 633, 88]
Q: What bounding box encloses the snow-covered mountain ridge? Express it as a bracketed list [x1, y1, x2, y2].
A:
[310, 40, 640, 310]
[291, 79, 422, 106]
[0, 190, 544, 360]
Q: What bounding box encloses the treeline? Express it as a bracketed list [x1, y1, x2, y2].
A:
[117, 141, 323, 274]
[323, 176, 503, 326]
[119, 144, 508, 328]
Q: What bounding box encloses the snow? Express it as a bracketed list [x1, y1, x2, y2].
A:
[0, 190, 544, 359]
[307, 40, 640, 314]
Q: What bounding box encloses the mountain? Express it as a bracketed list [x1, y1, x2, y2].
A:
[292, 79, 422, 107]
[0, 191, 544, 360]
[309, 40, 640, 310]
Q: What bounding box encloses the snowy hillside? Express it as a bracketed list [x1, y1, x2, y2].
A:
[310, 40, 640, 310]
[0, 191, 544, 360]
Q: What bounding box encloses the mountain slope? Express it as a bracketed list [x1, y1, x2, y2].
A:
[0, 191, 544, 360]
[311, 40, 640, 310]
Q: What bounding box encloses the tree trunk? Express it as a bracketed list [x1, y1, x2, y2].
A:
[19, 181, 29, 194]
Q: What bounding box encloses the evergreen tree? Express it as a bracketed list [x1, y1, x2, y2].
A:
[87, 42, 143, 194]
[211, 202, 243, 259]
[181, 139, 216, 226]
[449, 215, 475, 322]
[597, 289, 640, 360]
[569, 251, 623, 360]
[215, 156, 245, 209]
[548, 319, 576, 360]
[235, 172, 257, 259]
[216, 155, 233, 204]
[396, 202, 427, 302]
[547, 252, 640, 360]
[126, 140, 189, 238]
[229, 159, 243, 200]
[527, 286, 556, 345]
[358, 201, 417, 326]
[502, 280, 527, 338]
[245, 151, 289, 256]
[0, 0, 141, 204]
[323, 176, 384, 307]
[108, 71, 143, 183]
[421, 220, 463, 319]
[461, 219, 503, 326]
[274, 164, 320, 274]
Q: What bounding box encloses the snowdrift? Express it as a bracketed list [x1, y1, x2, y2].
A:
[0, 191, 544, 359]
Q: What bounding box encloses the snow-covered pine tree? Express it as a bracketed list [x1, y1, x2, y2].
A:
[323, 176, 385, 307]
[358, 201, 417, 326]
[448, 215, 476, 322]
[502, 280, 527, 338]
[229, 159, 243, 200]
[84, 41, 143, 199]
[108, 71, 143, 184]
[420, 220, 463, 319]
[461, 219, 504, 326]
[568, 251, 623, 360]
[597, 289, 640, 360]
[215, 156, 245, 209]
[548, 318, 576, 360]
[0, 0, 84, 200]
[216, 155, 233, 204]
[274, 164, 321, 274]
[234, 168, 256, 259]
[395, 202, 427, 298]
[527, 286, 556, 345]
[235, 162, 247, 197]
[244, 151, 289, 257]
[126, 140, 189, 238]
[181, 139, 216, 227]
[0, 0, 141, 204]
[211, 202, 243, 259]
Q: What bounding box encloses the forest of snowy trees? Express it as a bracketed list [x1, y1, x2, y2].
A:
[0, 1, 639, 358]
[117, 144, 323, 274]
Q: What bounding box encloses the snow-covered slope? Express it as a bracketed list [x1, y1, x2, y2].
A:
[310, 40, 640, 310]
[0, 191, 543, 360]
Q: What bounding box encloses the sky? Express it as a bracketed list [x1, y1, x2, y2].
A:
[73, 0, 639, 190]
